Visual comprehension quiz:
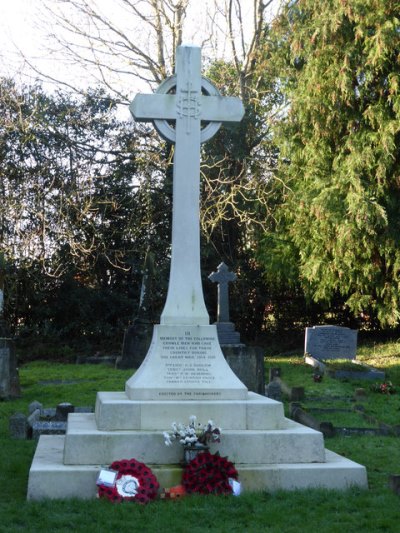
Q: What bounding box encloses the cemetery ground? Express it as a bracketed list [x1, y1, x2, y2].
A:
[1, 342, 399, 532]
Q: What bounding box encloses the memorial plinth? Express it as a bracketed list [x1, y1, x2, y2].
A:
[27, 45, 367, 499]
[28, 390, 367, 499]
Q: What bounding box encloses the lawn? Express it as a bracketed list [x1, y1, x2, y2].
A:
[0, 340, 399, 532]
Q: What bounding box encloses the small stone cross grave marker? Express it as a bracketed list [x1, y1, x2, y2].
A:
[208, 262, 236, 323]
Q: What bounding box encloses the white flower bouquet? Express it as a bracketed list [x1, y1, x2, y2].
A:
[163, 415, 221, 448]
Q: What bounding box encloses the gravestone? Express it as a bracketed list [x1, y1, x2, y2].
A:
[29, 401, 43, 414]
[9, 413, 27, 439]
[27, 45, 367, 500]
[305, 327, 384, 380]
[55, 403, 75, 421]
[0, 257, 5, 337]
[208, 262, 241, 344]
[0, 338, 21, 399]
[116, 251, 156, 369]
[221, 344, 265, 394]
[266, 380, 282, 401]
[27, 408, 41, 430]
[13, 402, 94, 440]
[305, 325, 358, 360]
[208, 263, 264, 393]
[0, 263, 21, 399]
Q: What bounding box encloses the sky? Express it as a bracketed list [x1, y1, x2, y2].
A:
[0, 0, 281, 96]
[0, 0, 83, 86]
[0, 1, 38, 78]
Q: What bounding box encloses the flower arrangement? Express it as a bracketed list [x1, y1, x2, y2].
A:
[163, 415, 221, 448]
[182, 452, 238, 495]
[97, 458, 159, 504]
[370, 381, 396, 395]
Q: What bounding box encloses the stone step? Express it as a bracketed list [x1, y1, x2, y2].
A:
[63, 413, 325, 465]
[27, 435, 367, 500]
[95, 391, 285, 431]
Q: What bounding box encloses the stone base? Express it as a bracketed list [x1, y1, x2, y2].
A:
[27, 435, 367, 500]
[27, 390, 368, 499]
[63, 414, 325, 465]
[94, 391, 284, 431]
[216, 322, 241, 344]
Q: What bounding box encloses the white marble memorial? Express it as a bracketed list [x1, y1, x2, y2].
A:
[27, 45, 367, 499]
[125, 45, 246, 401]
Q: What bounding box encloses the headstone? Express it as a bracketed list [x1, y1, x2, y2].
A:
[0, 257, 7, 338]
[208, 263, 264, 393]
[222, 345, 265, 394]
[55, 403, 74, 421]
[13, 403, 95, 440]
[0, 338, 21, 399]
[0, 261, 21, 399]
[0, 287, 3, 324]
[208, 262, 241, 344]
[388, 474, 400, 495]
[354, 388, 367, 401]
[29, 401, 43, 415]
[208, 262, 265, 394]
[9, 413, 27, 439]
[269, 367, 281, 381]
[117, 250, 156, 369]
[0, 302, 7, 338]
[117, 320, 153, 369]
[27, 409, 41, 429]
[208, 262, 236, 323]
[41, 408, 57, 419]
[266, 379, 282, 401]
[305, 325, 357, 360]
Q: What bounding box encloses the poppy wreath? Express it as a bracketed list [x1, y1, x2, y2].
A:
[182, 452, 238, 495]
[98, 458, 159, 504]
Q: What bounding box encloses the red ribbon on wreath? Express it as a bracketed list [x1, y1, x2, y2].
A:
[182, 452, 238, 495]
[98, 458, 159, 504]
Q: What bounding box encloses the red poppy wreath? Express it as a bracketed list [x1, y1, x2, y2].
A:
[182, 452, 238, 495]
[98, 458, 159, 504]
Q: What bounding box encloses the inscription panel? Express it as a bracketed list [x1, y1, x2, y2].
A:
[160, 333, 215, 385]
[125, 324, 248, 401]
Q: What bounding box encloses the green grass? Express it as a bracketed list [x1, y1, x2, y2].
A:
[2, 488, 398, 533]
[0, 343, 400, 532]
[322, 359, 370, 372]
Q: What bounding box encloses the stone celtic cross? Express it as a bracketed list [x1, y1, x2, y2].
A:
[130, 45, 244, 326]
[208, 262, 237, 323]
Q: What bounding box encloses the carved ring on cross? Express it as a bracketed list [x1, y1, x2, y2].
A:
[153, 75, 222, 144]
